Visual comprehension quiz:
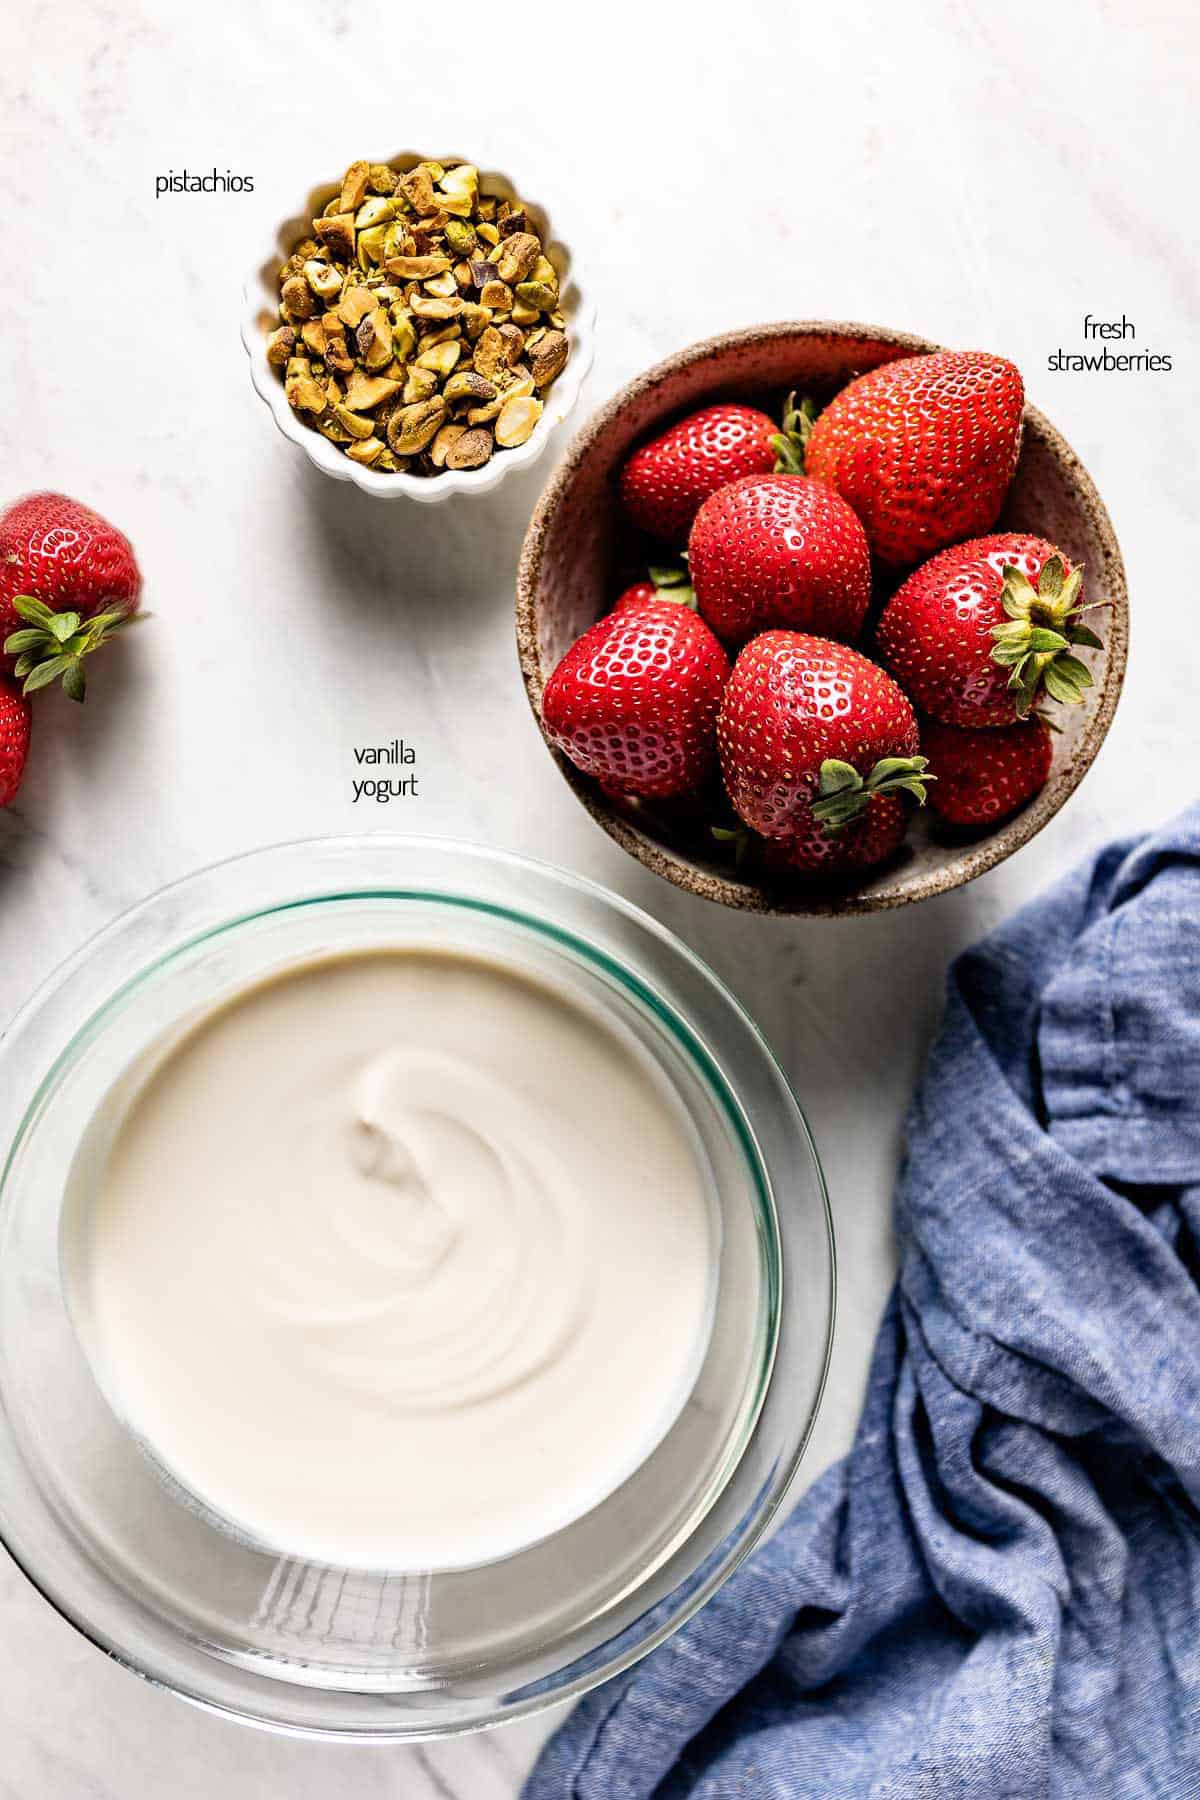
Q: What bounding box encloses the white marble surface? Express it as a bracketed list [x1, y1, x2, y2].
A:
[1, 0, 1197, 1792]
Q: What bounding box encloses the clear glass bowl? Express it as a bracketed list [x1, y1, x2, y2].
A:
[0, 839, 834, 1740]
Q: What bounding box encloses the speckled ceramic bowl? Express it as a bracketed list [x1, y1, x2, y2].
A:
[243, 152, 594, 503]
[517, 322, 1128, 915]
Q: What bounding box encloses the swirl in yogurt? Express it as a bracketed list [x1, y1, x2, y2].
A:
[69, 950, 714, 1570]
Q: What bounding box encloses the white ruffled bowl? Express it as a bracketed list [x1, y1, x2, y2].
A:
[242, 153, 594, 503]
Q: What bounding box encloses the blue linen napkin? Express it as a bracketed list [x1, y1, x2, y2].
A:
[526, 806, 1200, 1799]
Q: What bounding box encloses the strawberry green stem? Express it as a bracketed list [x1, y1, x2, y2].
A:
[770, 392, 819, 476]
[811, 756, 933, 836]
[646, 564, 698, 609]
[989, 555, 1106, 717]
[4, 594, 139, 702]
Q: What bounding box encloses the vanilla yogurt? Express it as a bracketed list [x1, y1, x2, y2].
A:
[67, 949, 715, 1569]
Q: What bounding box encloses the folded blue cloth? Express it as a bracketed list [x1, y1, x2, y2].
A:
[526, 807, 1200, 1799]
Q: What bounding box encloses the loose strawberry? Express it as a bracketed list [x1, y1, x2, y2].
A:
[804, 351, 1024, 566]
[0, 492, 142, 700]
[923, 716, 1053, 827]
[717, 632, 930, 855]
[619, 404, 779, 546]
[688, 475, 871, 644]
[877, 534, 1100, 727]
[0, 680, 31, 807]
[542, 599, 729, 798]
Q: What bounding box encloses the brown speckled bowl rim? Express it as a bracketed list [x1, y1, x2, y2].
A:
[516, 321, 1129, 916]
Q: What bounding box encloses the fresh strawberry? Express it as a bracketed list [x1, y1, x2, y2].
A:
[688, 474, 871, 644]
[542, 599, 729, 798]
[0, 680, 31, 807]
[0, 492, 142, 700]
[877, 534, 1100, 727]
[717, 632, 930, 855]
[619, 404, 779, 546]
[923, 716, 1053, 827]
[804, 351, 1024, 565]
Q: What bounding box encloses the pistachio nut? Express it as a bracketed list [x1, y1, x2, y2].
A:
[339, 160, 370, 213]
[331, 403, 376, 440]
[473, 325, 508, 383]
[402, 366, 439, 404]
[528, 329, 569, 389]
[314, 212, 356, 260]
[430, 423, 468, 467]
[344, 435, 386, 466]
[266, 325, 296, 367]
[280, 275, 315, 322]
[443, 369, 498, 406]
[444, 427, 494, 470]
[494, 394, 543, 448]
[343, 371, 400, 410]
[304, 258, 343, 301]
[387, 395, 447, 455]
[416, 339, 461, 378]
[284, 357, 327, 413]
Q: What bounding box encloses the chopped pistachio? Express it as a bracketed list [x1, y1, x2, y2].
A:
[356, 224, 389, 267]
[494, 232, 541, 285]
[300, 317, 327, 357]
[402, 366, 439, 404]
[303, 258, 343, 301]
[430, 423, 468, 467]
[515, 280, 558, 312]
[314, 212, 356, 259]
[473, 325, 508, 383]
[338, 285, 377, 328]
[387, 395, 447, 454]
[332, 403, 376, 440]
[270, 154, 569, 475]
[444, 219, 476, 256]
[356, 307, 393, 369]
[399, 164, 438, 215]
[386, 252, 452, 279]
[444, 369, 498, 406]
[265, 324, 296, 368]
[444, 426, 493, 470]
[480, 278, 513, 311]
[354, 196, 396, 232]
[494, 394, 542, 448]
[416, 339, 461, 378]
[423, 270, 459, 299]
[280, 275, 315, 322]
[284, 356, 327, 413]
[343, 371, 401, 410]
[410, 292, 463, 320]
[528, 329, 569, 389]
[339, 160, 371, 213]
[344, 435, 386, 466]
[497, 322, 525, 366]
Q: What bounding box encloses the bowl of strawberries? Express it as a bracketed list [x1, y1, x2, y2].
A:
[516, 322, 1127, 914]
